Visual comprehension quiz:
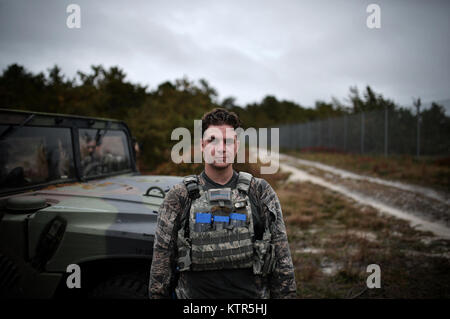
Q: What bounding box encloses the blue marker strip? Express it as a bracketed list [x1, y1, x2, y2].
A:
[230, 213, 247, 221]
[195, 213, 212, 223]
[213, 215, 230, 223]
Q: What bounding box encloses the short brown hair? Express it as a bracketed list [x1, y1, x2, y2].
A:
[201, 108, 241, 136]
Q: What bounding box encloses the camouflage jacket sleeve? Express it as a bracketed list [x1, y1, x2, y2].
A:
[251, 178, 297, 299]
[148, 183, 187, 299]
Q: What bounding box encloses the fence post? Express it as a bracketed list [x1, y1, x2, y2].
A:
[344, 115, 347, 151]
[384, 106, 388, 157]
[292, 124, 296, 150]
[361, 112, 365, 154]
[327, 118, 331, 148]
[414, 98, 421, 157]
[307, 122, 310, 148]
[318, 120, 322, 148]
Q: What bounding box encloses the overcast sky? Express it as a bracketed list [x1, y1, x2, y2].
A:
[1, 0, 449, 111]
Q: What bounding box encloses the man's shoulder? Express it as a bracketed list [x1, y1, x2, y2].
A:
[249, 175, 280, 218]
[249, 175, 273, 198]
[165, 180, 189, 202]
[166, 172, 275, 201]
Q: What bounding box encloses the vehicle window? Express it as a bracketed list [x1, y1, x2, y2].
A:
[0, 125, 75, 190]
[79, 129, 131, 177]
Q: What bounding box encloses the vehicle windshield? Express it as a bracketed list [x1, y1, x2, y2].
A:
[0, 125, 76, 190]
[0, 124, 133, 192]
[79, 128, 131, 178]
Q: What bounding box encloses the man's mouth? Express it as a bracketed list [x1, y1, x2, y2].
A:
[215, 156, 228, 162]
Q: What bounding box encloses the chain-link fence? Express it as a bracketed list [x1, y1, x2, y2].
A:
[275, 108, 450, 156]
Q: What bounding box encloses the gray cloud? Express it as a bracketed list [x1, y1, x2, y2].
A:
[0, 0, 448, 109]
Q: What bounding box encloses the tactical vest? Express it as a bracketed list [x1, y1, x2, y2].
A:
[177, 172, 276, 276]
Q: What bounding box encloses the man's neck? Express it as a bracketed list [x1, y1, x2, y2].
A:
[204, 164, 234, 185]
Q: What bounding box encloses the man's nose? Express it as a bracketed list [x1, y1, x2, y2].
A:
[216, 140, 228, 152]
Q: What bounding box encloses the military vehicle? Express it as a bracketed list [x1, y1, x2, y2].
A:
[0, 108, 182, 298]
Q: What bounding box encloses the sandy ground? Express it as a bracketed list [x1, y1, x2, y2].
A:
[251, 148, 450, 240]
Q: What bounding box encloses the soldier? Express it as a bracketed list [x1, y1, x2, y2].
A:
[149, 108, 296, 299]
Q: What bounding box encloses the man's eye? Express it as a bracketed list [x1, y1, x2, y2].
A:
[208, 137, 218, 144]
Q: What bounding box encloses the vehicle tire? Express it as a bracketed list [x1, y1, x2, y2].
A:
[88, 273, 148, 299]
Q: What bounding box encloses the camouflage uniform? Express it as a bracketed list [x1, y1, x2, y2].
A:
[149, 170, 297, 299]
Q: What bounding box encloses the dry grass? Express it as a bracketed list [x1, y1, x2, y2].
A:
[278, 181, 450, 298]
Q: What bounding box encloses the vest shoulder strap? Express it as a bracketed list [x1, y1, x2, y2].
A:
[183, 175, 201, 200]
[237, 171, 253, 194]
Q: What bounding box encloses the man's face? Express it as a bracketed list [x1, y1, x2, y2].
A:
[201, 124, 239, 169]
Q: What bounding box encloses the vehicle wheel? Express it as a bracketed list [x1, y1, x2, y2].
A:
[88, 273, 148, 299]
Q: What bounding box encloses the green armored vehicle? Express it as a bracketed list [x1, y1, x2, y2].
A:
[0, 109, 182, 298]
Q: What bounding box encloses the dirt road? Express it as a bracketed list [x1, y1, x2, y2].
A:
[254, 149, 450, 239]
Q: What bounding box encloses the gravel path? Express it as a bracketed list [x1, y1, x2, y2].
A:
[253, 148, 450, 239]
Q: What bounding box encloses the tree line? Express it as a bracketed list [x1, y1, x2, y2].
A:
[1, 64, 448, 167]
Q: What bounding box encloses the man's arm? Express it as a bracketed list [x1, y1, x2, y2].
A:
[148, 184, 186, 298]
[254, 178, 297, 299]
